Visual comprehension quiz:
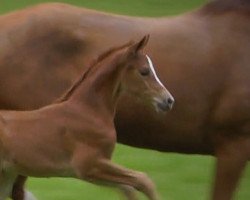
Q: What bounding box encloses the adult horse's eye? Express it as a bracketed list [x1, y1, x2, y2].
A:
[140, 68, 150, 76]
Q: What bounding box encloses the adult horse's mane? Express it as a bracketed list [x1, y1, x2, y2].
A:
[201, 0, 250, 13]
[55, 41, 133, 103]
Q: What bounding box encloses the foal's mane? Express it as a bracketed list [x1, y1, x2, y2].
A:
[55, 41, 133, 103]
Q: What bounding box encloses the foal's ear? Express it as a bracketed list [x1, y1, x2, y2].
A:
[128, 35, 150, 55]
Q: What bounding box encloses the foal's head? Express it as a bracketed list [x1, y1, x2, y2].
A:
[57, 35, 174, 113]
[120, 35, 174, 112]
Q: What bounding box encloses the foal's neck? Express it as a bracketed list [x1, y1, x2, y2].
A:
[68, 53, 126, 116]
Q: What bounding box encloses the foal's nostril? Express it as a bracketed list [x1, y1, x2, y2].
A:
[167, 98, 174, 105]
[156, 96, 174, 112]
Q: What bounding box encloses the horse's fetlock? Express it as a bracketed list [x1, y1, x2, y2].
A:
[135, 172, 155, 190]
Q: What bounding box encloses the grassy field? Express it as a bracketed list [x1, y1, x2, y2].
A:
[0, 0, 205, 16]
[1, 1, 250, 200]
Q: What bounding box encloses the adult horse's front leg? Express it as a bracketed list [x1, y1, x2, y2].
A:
[74, 158, 160, 200]
[212, 136, 250, 200]
[12, 175, 27, 200]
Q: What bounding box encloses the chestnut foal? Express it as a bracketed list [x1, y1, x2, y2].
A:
[0, 35, 174, 200]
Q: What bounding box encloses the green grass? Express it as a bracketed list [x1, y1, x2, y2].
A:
[27, 145, 214, 200]
[26, 145, 250, 200]
[0, 0, 205, 16]
[2, 0, 250, 199]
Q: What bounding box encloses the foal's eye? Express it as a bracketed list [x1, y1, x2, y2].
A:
[140, 68, 150, 76]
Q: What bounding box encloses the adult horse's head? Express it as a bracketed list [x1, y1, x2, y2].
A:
[122, 35, 174, 113]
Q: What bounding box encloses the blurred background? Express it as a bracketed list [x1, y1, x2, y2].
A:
[2, 0, 250, 200]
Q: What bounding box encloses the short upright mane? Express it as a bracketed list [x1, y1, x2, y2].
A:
[55, 41, 133, 103]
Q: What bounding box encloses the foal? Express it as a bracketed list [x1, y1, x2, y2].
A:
[0, 35, 174, 200]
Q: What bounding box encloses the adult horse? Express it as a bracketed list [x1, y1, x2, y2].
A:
[0, 36, 173, 200]
[0, 0, 250, 199]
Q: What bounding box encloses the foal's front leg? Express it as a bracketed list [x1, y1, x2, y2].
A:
[74, 158, 159, 200]
[119, 184, 139, 200]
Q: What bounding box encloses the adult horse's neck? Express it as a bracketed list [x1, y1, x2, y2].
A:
[62, 47, 129, 116]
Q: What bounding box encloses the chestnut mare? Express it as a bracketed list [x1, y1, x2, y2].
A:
[0, 0, 250, 199]
[0, 36, 174, 200]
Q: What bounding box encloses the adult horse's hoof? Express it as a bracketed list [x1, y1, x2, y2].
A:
[24, 190, 37, 200]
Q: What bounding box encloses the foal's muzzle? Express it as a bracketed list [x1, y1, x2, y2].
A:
[154, 91, 174, 112]
[157, 97, 174, 112]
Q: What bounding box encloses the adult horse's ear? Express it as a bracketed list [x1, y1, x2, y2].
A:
[128, 35, 150, 55]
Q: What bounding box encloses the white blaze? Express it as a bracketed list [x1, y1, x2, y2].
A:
[146, 55, 165, 87]
[146, 54, 175, 108]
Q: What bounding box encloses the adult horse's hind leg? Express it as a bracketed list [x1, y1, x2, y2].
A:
[75, 159, 159, 200]
[212, 136, 250, 200]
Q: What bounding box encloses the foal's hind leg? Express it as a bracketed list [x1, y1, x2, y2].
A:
[212, 136, 250, 200]
[75, 159, 159, 200]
